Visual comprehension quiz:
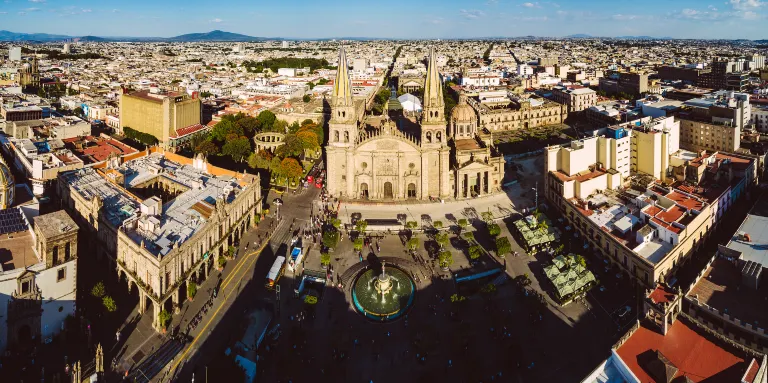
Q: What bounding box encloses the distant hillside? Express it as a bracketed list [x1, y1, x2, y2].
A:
[565, 34, 592, 38]
[0, 30, 72, 42]
[77, 36, 109, 42]
[616, 35, 673, 40]
[167, 30, 264, 42]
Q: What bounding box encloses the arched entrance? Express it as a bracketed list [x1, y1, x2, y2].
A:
[407, 183, 417, 199]
[360, 183, 369, 199]
[383, 182, 394, 199]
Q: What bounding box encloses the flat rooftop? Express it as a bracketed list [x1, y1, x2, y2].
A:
[121, 153, 248, 256]
[616, 317, 756, 383]
[60, 167, 140, 228]
[63, 135, 138, 164]
[687, 257, 768, 334]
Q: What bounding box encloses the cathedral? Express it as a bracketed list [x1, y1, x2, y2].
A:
[325, 47, 504, 201]
[19, 56, 40, 89]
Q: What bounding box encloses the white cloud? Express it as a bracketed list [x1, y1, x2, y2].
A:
[0, 11, 6, 13]
[210, 18, 223, 23]
[427, 16, 445, 24]
[521, 2, 540, 8]
[81, 8, 91, 13]
[729, 0, 764, 10]
[112, 9, 120, 13]
[23, 7, 40, 11]
[486, 0, 498, 4]
[612, 14, 641, 20]
[459, 9, 485, 19]
[28, 0, 45, 3]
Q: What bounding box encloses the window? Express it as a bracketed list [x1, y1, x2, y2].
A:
[53, 245, 59, 262]
[57, 267, 66, 282]
[65, 242, 71, 261]
[22, 280, 30, 294]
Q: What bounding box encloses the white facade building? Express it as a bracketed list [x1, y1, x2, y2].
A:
[9, 47, 21, 62]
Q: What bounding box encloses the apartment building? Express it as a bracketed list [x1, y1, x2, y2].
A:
[599, 71, 650, 96]
[551, 85, 598, 113]
[544, 118, 756, 288]
[119, 89, 202, 144]
[678, 91, 749, 153]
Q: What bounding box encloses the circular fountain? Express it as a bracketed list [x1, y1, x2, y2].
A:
[352, 261, 415, 321]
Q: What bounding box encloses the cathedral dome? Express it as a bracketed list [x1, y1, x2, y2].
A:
[451, 96, 476, 122]
[0, 161, 15, 209]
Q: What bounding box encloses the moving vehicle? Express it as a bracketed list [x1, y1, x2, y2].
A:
[265, 256, 286, 290]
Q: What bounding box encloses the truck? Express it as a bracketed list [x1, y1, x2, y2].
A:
[265, 256, 286, 290]
[287, 246, 304, 272]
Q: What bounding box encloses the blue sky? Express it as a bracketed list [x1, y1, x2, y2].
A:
[1, 0, 767, 39]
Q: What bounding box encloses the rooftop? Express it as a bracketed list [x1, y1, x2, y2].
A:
[63, 135, 138, 164]
[33, 210, 77, 239]
[0, 207, 36, 272]
[616, 317, 755, 383]
[723, 199, 768, 267]
[687, 258, 768, 340]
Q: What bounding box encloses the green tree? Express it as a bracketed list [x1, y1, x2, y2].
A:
[218, 255, 227, 268]
[272, 119, 289, 133]
[247, 150, 272, 169]
[406, 221, 418, 229]
[195, 139, 220, 156]
[91, 282, 106, 298]
[256, 110, 277, 131]
[303, 94, 311, 103]
[407, 237, 420, 251]
[495, 236, 512, 257]
[236, 116, 260, 136]
[469, 245, 482, 260]
[353, 238, 364, 251]
[450, 294, 466, 303]
[276, 134, 305, 158]
[323, 230, 340, 248]
[279, 157, 303, 179]
[102, 296, 117, 312]
[211, 120, 239, 141]
[481, 211, 494, 222]
[435, 232, 449, 249]
[320, 253, 331, 267]
[488, 223, 501, 237]
[463, 232, 475, 242]
[438, 251, 454, 268]
[222, 137, 252, 162]
[158, 310, 172, 330]
[457, 219, 468, 230]
[355, 220, 368, 233]
[187, 282, 197, 299]
[329, 218, 342, 229]
[73, 107, 84, 117]
[433, 220, 443, 229]
[574, 254, 587, 267]
[288, 121, 301, 133]
[554, 243, 565, 255]
[537, 219, 549, 232]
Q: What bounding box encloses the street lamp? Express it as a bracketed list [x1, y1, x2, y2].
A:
[532, 181, 538, 214]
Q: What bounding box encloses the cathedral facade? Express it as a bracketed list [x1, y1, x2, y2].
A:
[325, 48, 504, 202]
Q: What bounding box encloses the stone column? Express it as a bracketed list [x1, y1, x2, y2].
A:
[421, 155, 429, 200]
[138, 290, 146, 314]
[152, 301, 162, 331]
[172, 288, 180, 314]
[345, 150, 355, 198]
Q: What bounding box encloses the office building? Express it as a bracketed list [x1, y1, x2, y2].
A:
[9, 47, 21, 62]
[551, 85, 598, 113]
[678, 91, 750, 153]
[119, 89, 202, 146]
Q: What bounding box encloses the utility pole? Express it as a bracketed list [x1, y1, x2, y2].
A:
[532, 182, 538, 214]
[275, 285, 281, 316]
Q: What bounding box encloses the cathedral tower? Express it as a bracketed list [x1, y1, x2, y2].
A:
[326, 47, 359, 198]
[421, 47, 447, 147]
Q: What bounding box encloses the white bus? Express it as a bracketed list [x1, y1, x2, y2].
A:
[266, 256, 286, 290]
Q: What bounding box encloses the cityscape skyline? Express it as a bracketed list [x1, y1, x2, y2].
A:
[1, 0, 768, 40]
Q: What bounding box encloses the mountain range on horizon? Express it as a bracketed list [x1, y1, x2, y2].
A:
[0, 29, 762, 43]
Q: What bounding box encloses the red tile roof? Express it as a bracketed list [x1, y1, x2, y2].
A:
[170, 124, 208, 139]
[744, 359, 760, 383]
[648, 284, 676, 305]
[617, 319, 750, 383]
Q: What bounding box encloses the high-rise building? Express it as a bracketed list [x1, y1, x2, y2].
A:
[281, 41, 290, 49]
[8, 47, 21, 62]
[62, 44, 71, 54]
[119, 89, 202, 145]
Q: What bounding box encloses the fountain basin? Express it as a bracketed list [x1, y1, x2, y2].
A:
[352, 264, 415, 321]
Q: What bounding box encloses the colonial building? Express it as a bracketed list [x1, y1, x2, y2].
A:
[0, 209, 78, 354]
[58, 149, 262, 331]
[18, 56, 40, 90]
[325, 47, 504, 201]
[469, 94, 567, 132]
